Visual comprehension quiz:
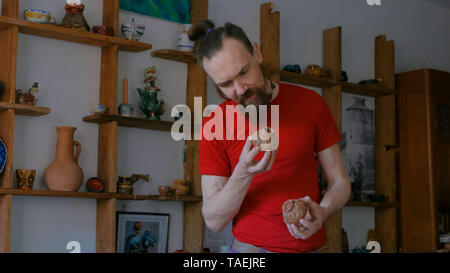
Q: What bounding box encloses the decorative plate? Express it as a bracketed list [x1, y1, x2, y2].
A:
[0, 138, 6, 173]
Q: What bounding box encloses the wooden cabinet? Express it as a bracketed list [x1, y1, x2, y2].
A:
[397, 68, 450, 252]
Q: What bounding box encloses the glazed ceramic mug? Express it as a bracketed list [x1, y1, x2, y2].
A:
[16, 169, 36, 190]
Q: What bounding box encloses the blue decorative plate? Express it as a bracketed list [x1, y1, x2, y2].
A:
[0, 138, 6, 173]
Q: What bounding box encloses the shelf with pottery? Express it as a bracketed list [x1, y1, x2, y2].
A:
[279, 70, 396, 97]
[0, 15, 152, 52]
[0, 101, 50, 116]
[83, 113, 174, 132]
[0, 188, 202, 202]
[151, 49, 197, 64]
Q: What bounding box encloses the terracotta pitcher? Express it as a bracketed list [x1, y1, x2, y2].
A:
[44, 126, 83, 191]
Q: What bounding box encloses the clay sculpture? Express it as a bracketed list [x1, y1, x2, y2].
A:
[282, 199, 308, 228]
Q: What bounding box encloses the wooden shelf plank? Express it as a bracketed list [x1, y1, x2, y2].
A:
[114, 193, 148, 200]
[148, 195, 202, 202]
[0, 101, 50, 116]
[0, 16, 152, 52]
[279, 70, 339, 88]
[151, 49, 196, 63]
[346, 201, 399, 208]
[83, 113, 174, 132]
[342, 82, 396, 97]
[0, 188, 114, 199]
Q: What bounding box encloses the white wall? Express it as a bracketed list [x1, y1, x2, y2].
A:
[206, 0, 450, 251]
[3, 0, 449, 252]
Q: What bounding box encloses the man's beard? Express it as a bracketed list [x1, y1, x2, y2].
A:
[236, 82, 272, 108]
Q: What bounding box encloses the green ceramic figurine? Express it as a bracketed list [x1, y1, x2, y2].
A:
[137, 66, 165, 120]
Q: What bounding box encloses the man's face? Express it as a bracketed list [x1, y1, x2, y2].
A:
[202, 38, 271, 107]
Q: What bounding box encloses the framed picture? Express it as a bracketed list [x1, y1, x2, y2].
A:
[116, 212, 169, 253]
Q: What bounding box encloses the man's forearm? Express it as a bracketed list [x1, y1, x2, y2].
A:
[319, 178, 351, 219]
[203, 166, 254, 232]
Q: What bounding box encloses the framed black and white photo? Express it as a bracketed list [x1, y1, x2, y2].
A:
[116, 212, 169, 253]
[341, 94, 375, 201]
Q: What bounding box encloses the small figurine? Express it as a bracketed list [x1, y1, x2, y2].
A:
[15, 82, 39, 106]
[137, 66, 166, 120]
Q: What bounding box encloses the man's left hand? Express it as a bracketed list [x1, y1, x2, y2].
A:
[286, 196, 330, 240]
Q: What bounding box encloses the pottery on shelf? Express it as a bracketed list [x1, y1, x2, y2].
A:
[15, 82, 39, 106]
[177, 24, 194, 52]
[59, 2, 90, 32]
[120, 18, 145, 41]
[172, 179, 189, 196]
[44, 126, 84, 192]
[117, 174, 149, 194]
[283, 64, 301, 73]
[16, 169, 36, 190]
[158, 186, 175, 196]
[24, 9, 52, 24]
[137, 66, 165, 120]
[0, 138, 7, 174]
[86, 177, 104, 192]
[92, 25, 114, 36]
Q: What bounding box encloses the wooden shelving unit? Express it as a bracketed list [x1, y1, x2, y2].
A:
[279, 70, 339, 88]
[261, 3, 398, 252]
[0, 16, 152, 52]
[0, 101, 50, 116]
[0, 0, 207, 253]
[83, 113, 174, 132]
[151, 49, 196, 64]
[0, 188, 202, 202]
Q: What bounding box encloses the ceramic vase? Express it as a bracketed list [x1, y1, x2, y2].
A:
[44, 126, 83, 191]
[177, 24, 194, 52]
[16, 169, 36, 190]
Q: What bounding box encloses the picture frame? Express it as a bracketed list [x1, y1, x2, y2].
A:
[116, 212, 169, 253]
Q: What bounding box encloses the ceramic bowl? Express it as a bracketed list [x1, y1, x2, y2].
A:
[24, 9, 52, 24]
[0, 138, 7, 174]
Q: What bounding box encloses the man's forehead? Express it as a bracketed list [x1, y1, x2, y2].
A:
[203, 39, 252, 83]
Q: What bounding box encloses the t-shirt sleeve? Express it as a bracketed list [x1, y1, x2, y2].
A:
[314, 94, 342, 153]
[199, 136, 231, 177]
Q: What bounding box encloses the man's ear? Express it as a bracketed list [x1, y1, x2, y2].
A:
[252, 42, 263, 64]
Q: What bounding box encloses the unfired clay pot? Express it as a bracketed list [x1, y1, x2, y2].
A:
[44, 126, 83, 191]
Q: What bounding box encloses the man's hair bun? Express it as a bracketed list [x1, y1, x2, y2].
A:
[188, 19, 215, 43]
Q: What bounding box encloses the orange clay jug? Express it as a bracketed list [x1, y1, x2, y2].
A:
[44, 126, 83, 191]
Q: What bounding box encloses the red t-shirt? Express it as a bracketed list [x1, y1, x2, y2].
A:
[199, 82, 341, 252]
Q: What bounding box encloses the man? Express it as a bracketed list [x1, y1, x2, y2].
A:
[189, 20, 351, 253]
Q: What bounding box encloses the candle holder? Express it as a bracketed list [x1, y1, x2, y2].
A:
[119, 77, 134, 117]
[60, 1, 90, 32]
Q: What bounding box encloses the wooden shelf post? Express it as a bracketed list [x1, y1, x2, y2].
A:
[0, 0, 19, 253]
[96, 0, 120, 253]
[374, 35, 397, 253]
[182, 0, 208, 253]
[322, 26, 343, 253]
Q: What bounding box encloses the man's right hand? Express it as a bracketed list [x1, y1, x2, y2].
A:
[235, 136, 278, 177]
